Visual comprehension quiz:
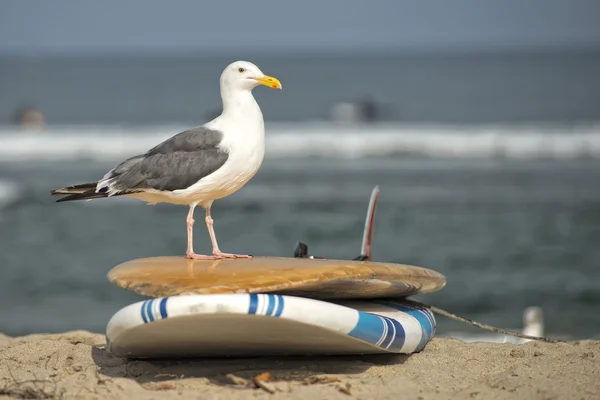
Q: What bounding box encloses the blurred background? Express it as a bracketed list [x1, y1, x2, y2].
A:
[1, 0, 599, 341]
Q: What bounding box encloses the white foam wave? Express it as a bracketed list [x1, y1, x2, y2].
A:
[269, 122, 600, 160]
[1, 122, 600, 162]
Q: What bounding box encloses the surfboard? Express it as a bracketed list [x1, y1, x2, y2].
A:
[107, 256, 446, 300]
[105, 186, 444, 358]
[106, 293, 436, 358]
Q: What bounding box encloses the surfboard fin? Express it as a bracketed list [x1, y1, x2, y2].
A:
[292, 185, 380, 261]
[354, 185, 380, 261]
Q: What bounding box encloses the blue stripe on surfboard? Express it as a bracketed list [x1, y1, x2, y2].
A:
[380, 317, 395, 349]
[146, 299, 155, 322]
[384, 317, 406, 351]
[348, 308, 411, 352]
[141, 300, 148, 323]
[377, 316, 406, 351]
[266, 294, 276, 316]
[396, 304, 433, 340]
[374, 300, 434, 351]
[248, 294, 258, 315]
[159, 298, 168, 319]
[275, 295, 284, 317]
[347, 311, 386, 347]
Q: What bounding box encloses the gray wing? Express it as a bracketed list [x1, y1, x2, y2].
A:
[101, 127, 229, 193]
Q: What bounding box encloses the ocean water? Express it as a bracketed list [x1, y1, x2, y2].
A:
[1, 52, 600, 340]
[2, 51, 600, 124]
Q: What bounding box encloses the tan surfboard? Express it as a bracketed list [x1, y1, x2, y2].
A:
[107, 256, 446, 300]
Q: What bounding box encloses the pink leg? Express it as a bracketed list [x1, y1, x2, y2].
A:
[205, 204, 252, 259]
[185, 203, 224, 260]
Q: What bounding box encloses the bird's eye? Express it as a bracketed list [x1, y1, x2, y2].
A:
[238, 67, 246, 73]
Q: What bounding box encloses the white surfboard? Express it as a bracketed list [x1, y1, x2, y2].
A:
[106, 294, 436, 358]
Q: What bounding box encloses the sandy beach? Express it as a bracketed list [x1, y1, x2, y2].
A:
[0, 331, 598, 399]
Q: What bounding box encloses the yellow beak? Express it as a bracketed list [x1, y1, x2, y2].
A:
[254, 75, 282, 89]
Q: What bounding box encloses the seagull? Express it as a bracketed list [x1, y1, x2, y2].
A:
[51, 61, 282, 260]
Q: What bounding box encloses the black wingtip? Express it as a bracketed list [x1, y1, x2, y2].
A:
[54, 191, 111, 203]
[54, 193, 82, 203]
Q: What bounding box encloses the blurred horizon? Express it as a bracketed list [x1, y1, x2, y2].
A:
[2, 51, 600, 125]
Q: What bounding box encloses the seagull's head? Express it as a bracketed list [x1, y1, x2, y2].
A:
[221, 61, 282, 92]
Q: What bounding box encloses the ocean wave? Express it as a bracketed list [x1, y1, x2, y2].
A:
[1, 122, 600, 162]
